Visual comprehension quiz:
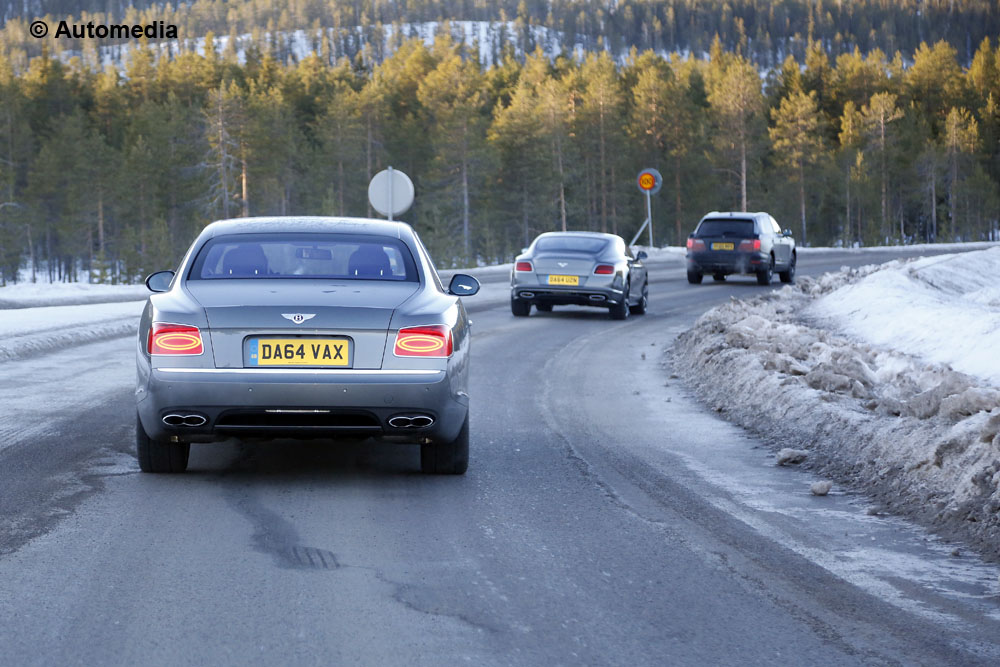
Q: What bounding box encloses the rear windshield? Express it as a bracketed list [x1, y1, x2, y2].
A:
[695, 219, 755, 237]
[534, 236, 608, 253]
[189, 233, 419, 281]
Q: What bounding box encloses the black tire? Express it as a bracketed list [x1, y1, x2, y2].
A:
[713, 273, 726, 282]
[421, 413, 469, 475]
[756, 255, 774, 285]
[511, 299, 530, 317]
[136, 413, 189, 473]
[779, 252, 796, 283]
[610, 283, 630, 320]
[630, 281, 648, 315]
[535, 303, 553, 312]
[687, 270, 703, 284]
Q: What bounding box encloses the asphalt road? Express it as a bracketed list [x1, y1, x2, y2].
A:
[2, 248, 999, 665]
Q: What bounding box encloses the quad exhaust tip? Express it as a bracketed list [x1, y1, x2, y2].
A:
[520, 292, 535, 298]
[388, 414, 435, 429]
[163, 413, 208, 427]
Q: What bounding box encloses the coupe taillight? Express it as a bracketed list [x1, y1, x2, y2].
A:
[515, 261, 533, 272]
[594, 264, 615, 274]
[394, 325, 453, 358]
[738, 239, 762, 252]
[687, 238, 706, 251]
[148, 323, 204, 355]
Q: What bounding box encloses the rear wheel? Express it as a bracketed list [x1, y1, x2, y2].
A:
[713, 273, 726, 282]
[535, 303, 553, 312]
[756, 255, 774, 285]
[136, 413, 189, 473]
[779, 252, 796, 283]
[687, 270, 703, 284]
[421, 414, 469, 475]
[511, 299, 530, 317]
[630, 281, 648, 315]
[609, 283, 630, 320]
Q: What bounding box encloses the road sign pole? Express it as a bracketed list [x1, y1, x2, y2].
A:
[646, 190, 653, 248]
[387, 166, 394, 222]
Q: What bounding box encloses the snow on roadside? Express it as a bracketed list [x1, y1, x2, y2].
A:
[0, 281, 148, 308]
[807, 247, 1000, 387]
[0, 301, 144, 362]
[672, 247, 1000, 558]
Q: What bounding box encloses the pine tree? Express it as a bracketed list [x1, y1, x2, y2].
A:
[770, 90, 825, 244]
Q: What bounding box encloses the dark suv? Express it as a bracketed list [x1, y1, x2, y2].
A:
[685, 212, 796, 285]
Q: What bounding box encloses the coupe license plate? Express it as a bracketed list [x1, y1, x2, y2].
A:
[548, 274, 579, 286]
[711, 242, 735, 251]
[249, 338, 350, 367]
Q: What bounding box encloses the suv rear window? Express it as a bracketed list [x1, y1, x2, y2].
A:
[535, 237, 608, 253]
[189, 233, 419, 281]
[695, 219, 755, 237]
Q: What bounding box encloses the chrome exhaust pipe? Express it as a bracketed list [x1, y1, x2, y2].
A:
[520, 292, 535, 298]
[589, 294, 606, 301]
[163, 413, 207, 427]
[388, 414, 435, 429]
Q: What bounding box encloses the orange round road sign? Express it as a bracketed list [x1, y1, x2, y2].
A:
[636, 168, 662, 194]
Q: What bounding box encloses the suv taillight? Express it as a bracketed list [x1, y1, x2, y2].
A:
[687, 238, 706, 251]
[148, 323, 203, 355]
[738, 239, 762, 252]
[394, 325, 453, 358]
[515, 261, 533, 272]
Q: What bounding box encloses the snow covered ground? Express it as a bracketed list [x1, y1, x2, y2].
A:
[673, 246, 1000, 558]
[0, 281, 147, 308]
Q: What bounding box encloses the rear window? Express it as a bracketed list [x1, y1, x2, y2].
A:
[695, 219, 756, 237]
[189, 233, 419, 281]
[534, 236, 608, 253]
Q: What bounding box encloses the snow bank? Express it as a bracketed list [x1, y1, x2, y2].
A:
[808, 246, 1000, 387]
[0, 281, 147, 308]
[673, 247, 1000, 558]
[0, 302, 144, 362]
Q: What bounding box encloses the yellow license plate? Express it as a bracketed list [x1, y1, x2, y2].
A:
[711, 242, 735, 251]
[548, 274, 579, 286]
[249, 338, 350, 367]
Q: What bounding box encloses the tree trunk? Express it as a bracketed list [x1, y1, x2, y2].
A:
[799, 162, 806, 244]
[675, 157, 682, 245]
[241, 152, 249, 217]
[930, 173, 937, 242]
[461, 120, 470, 259]
[740, 134, 747, 212]
[845, 162, 851, 244]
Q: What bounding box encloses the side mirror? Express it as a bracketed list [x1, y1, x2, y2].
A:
[145, 270, 175, 293]
[636, 250, 648, 260]
[448, 273, 480, 297]
[783, 229, 793, 237]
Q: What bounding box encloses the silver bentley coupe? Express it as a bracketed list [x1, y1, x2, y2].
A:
[510, 231, 648, 319]
[135, 217, 480, 475]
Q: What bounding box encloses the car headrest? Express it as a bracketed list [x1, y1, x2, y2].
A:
[222, 244, 269, 277]
[347, 245, 392, 278]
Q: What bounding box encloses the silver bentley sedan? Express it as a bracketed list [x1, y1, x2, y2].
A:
[510, 231, 648, 319]
[135, 217, 480, 475]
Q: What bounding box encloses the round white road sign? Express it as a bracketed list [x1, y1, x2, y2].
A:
[367, 167, 414, 219]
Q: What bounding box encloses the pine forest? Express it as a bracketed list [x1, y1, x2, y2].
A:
[0, 0, 999, 283]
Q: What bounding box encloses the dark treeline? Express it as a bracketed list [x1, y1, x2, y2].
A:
[1, 0, 999, 69]
[0, 28, 999, 285]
